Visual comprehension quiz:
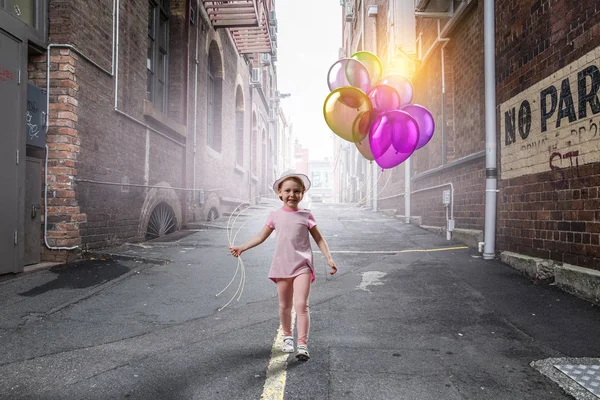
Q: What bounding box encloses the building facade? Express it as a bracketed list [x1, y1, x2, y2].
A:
[339, 0, 600, 300]
[0, 0, 284, 274]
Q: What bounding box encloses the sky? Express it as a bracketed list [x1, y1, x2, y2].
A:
[276, 0, 342, 161]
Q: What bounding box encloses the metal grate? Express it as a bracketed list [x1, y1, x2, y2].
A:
[202, 0, 274, 54]
[555, 364, 600, 398]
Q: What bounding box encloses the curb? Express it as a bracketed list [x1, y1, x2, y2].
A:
[500, 251, 600, 305]
[85, 251, 169, 265]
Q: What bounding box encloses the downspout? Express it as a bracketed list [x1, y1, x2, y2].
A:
[181, 0, 191, 226]
[441, 37, 448, 165]
[483, 0, 498, 259]
[192, 0, 200, 220]
[361, 0, 365, 50]
[369, 5, 378, 212]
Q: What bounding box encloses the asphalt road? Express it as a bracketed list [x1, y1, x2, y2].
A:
[0, 202, 599, 399]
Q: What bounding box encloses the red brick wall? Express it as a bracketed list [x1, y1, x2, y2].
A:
[496, 0, 600, 270]
[379, 1, 487, 231]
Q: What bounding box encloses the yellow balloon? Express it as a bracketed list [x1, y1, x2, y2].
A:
[350, 51, 383, 86]
[323, 87, 373, 143]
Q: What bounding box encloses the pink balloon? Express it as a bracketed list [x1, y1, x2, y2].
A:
[379, 74, 414, 107]
[401, 104, 435, 149]
[367, 84, 401, 114]
[369, 110, 419, 169]
[327, 58, 371, 93]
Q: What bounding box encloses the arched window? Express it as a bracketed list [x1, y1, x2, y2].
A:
[235, 86, 244, 165]
[207, 42, 223, 152]
[252, 113, 258, 175]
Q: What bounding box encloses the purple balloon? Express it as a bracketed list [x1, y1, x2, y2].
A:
[369, 110, 419, 169]
[401, 104, 435, 150]
[367, 84, 401, 115]
[379, 74, 414, 107]
[327, 58, 371, 93]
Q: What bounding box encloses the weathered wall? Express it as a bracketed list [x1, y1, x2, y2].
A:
[496, 0, 600, 270]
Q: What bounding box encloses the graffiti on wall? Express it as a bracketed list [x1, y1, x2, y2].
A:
[0, 68, 15, 82]
[500, 46, 600, 179]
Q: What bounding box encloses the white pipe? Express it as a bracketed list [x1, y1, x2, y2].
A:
[113, 0, 120, 109]
[361, 0, 364, 50]
[441, 40, 448, 165]
[483, 0, 498, 259]
[411, 182, 454, 240]
[193, 0, 200, 207]
[404, 158, 410, 223]
[370, 6, 377, 212]
[74, 178, 217, 192]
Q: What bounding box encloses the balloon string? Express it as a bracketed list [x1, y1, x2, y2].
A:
[218, 195, 267, 311]
[341, 169, 387, 213]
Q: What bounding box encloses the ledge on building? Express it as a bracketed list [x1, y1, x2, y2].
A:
[396, 214, 422, 226]
[500, 251, 555, 282]
[143, 101, 187, 138]
[500, 251, 600, 305]
[220, 196, 249, 208]
[554, 263, 600, 305]
[234, 164, 245, 175]
[379, 209, 397, 217]
[452, 228, 483, 249]
[396, 214, 482, 249]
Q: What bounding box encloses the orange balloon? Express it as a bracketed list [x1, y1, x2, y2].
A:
[355, 136, 374, 160]
[323, 87, 373, 143]
[352, 110, 373, 143]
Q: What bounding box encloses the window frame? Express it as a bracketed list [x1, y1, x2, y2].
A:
[147, 0, 170, 113]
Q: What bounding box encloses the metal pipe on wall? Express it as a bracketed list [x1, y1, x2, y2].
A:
[483, 0, 498, 259]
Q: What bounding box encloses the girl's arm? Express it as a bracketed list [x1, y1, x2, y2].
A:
[229, 225, 274, 257]
[309, 226, 337, 275]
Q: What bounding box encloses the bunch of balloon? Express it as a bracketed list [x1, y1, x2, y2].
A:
[323, 51, 435, 169]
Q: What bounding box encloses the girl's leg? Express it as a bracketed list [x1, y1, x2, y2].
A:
[276, 278, 294, 336]
[293, 273, 312, 345]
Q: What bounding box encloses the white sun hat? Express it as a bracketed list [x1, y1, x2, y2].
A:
[272, 172, 311, 194]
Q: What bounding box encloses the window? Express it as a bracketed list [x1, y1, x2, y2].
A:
[235, 86, 244, 165]
[251, 113, 258, 174]
[6, 0, 35, 27]
[207, 43, 223, 152]
[147, 0, 169, 113]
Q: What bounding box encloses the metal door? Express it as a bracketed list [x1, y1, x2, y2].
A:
[0, 30, 22, 274]
[24, 157, 42, 265]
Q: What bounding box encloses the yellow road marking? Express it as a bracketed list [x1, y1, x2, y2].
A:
[317, 246, 469, 254]
[260, 310, 296, 400]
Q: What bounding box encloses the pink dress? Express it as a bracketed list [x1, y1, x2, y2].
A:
[265, 208, 317, 283]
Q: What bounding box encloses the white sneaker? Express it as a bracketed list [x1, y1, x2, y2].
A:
[282, 336, 294, 353]
[295, 345, 310, 361]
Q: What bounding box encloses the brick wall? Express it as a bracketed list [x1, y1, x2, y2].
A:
[496, 0, 600, 271]
[378, 1, 487, 232]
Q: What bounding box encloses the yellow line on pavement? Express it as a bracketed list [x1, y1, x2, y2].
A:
[319, 246, 469, 254]
[260, 310, 296, 400]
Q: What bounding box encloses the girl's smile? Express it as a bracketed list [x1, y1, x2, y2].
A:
[278, 180, 304, 210]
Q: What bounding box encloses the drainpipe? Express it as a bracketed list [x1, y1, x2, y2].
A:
[368, 5, 378, 212]
[192, 0, 200, 220]
[483, 0, 498, 259]
[404, 158, 410, 223]
[441, 38, 449, 165]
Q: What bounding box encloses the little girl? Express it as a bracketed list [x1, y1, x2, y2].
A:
[229, 172, 337, 361]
